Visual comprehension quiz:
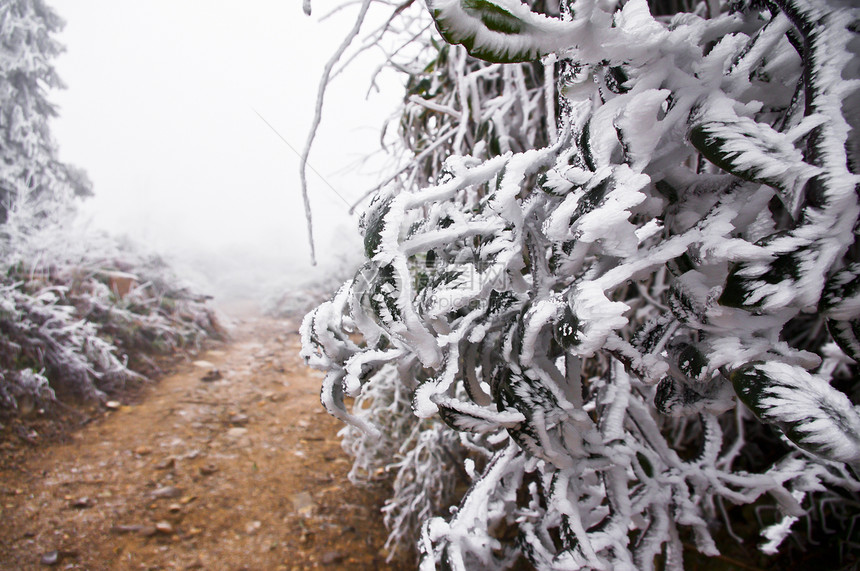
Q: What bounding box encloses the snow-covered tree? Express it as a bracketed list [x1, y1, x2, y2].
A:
[303, 0, 860, 567]
[0, 0, 91, 231]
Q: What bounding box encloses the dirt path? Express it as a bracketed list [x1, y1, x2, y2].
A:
[0, 311, 406, 570]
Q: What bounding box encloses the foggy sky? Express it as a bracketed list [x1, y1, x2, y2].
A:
[50, 1, 401, 300]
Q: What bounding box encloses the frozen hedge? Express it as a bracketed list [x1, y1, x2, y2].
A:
[302, 0, 860, 567]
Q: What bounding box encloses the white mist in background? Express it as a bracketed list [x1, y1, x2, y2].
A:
[50, 1, 399, 305]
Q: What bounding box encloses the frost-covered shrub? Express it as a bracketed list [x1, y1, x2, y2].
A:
[55, 234, 223, 361]
[0, 280, 133, 407]
[0, 225, 224, 412]
[303, 0, 860, 567]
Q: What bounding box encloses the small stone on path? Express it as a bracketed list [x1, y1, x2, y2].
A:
[70, 497, 92, 509]
[150, 485, 182, 499]
[199, 464, 217, 476]
[200, 369, 223, 382]
[289, 491, 315, 513]
[320, 551, 344, 565]
[154, 457, 175, 470]
[229, 414, 249, 426]
[40, 550, 58, 566]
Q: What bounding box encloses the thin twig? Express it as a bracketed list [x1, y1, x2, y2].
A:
[300, 0, 374, 265]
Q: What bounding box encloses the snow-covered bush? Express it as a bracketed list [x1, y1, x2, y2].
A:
[303, 0, 860, 567]
[0, 222, 224, 412]
[0, 280, 132, 408]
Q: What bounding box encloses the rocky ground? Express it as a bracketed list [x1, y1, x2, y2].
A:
[0, 309, 408, 570]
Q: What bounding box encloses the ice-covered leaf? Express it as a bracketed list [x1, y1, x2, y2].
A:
[732, 362, 860, 466]
[435, 395, 525, 433]
[569, 282, 630, 357]
[689, 112, 819, 215]
[614, 89, 671, 172]
[821, 263, 860, 321]
[826, 318, 860, 363]
[821, 264, 860, 360]
[426, 0, 583, 63]
[361, 197, 392, 258]
[670, 341, 709, 382]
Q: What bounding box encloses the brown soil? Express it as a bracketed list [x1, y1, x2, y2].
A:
[0, 309, 409, 570]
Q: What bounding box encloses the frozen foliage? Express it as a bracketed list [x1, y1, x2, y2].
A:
[303, 0, 860, 567]
[0, 222, 224, 413]
[0, 0, 222, 415]
[337, 363, 467, 556]
[0, 280, 129, 409]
